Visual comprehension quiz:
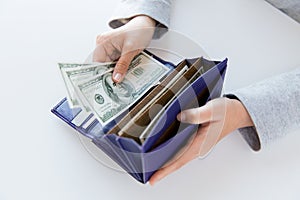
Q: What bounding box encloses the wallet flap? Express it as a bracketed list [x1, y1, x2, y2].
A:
[142, 124, 197, 183]
[51, 98, 100, 139]
[103, 134, 142, 181]
[92, 135, 142, 182]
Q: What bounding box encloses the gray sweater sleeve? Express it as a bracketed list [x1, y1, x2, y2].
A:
[265, 0, 300, 23]
[228, 68, 300, 151]
[108, 0, 172, 38]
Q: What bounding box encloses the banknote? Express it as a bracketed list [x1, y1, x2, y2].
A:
[59, 63, 91, 107]
[59, 62, 116, 108]
[65, 63, 116, 107]
[76, 52, 171, 126]
[59, 63, 95, 107]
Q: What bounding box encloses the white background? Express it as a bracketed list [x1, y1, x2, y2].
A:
[0, 0, 300, 199]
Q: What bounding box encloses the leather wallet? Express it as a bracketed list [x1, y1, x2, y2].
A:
[51, 51, 228, 183]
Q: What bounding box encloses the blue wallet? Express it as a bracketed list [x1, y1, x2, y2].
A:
[51, 51, 227, 183]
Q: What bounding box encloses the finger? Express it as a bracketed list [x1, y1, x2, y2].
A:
[149, 131, 206, 186]
[177, 105, 213, 124]
[93, 45, 108, 62]
[149, 155, 191, 186]
[112, 50, 139, 83]
[197, 123, 221, 158]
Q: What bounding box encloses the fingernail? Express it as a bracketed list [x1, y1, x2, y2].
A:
[113, 73, 122, 82]
[178, 113, 186, 122]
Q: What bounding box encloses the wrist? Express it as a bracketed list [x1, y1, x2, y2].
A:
[137, 15, 156, 27]
[129, 15, 156, 28]
[230, 98, 254, 128]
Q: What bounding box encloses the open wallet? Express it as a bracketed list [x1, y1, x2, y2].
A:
[51, 50, 228, 183]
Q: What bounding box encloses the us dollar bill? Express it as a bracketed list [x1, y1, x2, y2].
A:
[76, 52, 171, 126]
[59, 62, 116, 108]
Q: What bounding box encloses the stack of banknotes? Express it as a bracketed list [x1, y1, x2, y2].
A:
[59, 52, 171, 127]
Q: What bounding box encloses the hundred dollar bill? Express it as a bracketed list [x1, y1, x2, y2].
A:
[59, 63, 95, 107]
[65, 63, 116, 107]
[59, 62, 116, 108]
[76, 52, 171, 126]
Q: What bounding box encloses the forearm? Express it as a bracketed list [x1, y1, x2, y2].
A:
[228, 67, 300, 151]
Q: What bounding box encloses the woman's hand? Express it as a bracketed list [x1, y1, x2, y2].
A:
[149, 97, 254, 185]
[93, 15, 156, 83]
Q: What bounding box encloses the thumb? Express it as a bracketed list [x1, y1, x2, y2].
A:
[177, 105, 212, 124]
[112, 50, 139, 83]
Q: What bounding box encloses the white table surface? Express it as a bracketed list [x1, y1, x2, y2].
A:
[1, 0, 300, 199]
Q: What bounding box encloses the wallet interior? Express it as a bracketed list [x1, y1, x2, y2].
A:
[107, 55, 218, 146]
